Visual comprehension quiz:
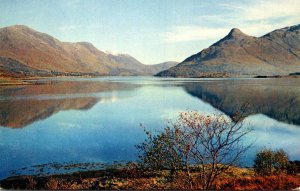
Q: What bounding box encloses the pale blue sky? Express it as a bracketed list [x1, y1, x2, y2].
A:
[0, 0, 299, 64]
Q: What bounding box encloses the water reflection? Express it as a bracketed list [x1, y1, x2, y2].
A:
[0, 77, 299, 179]
[0, 80, 138, 128]
[244, 114, 300, 163]
[1, 78, 300, 128]
[183, 79, 300, 125]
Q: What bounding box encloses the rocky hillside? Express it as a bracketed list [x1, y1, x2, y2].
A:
[0, 25, 175, 77]
[156, 24, 300, 77]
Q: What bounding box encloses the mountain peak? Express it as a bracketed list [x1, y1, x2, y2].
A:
[229, 28, 243, 35]
[227, 28, 247, 39]
[210, 27, 249, 46]
[1, 25, 33, 33]
[6, 25, 28, 29]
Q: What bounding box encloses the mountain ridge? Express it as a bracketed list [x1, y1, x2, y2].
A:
[156, 24, 300, 77]
[0, 25, 177, 77]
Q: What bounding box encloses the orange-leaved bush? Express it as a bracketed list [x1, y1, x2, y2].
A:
[136, 110, 252, 189]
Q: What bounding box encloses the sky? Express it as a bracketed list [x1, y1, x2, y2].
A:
[0, 0, 300, 64]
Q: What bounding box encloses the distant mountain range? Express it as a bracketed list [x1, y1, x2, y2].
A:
[0, 25, 178, 77]
[156, 24, 300, 77]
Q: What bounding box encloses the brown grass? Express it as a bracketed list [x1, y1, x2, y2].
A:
[216, 174, 300, 190]
[1, 168, 300, 190]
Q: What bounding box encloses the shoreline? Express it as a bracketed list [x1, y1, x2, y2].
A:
[1, 74, 299, 86]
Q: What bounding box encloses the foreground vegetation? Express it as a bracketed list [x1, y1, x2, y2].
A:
[1, 165, 300, 190]
[136, 110, 252, 189]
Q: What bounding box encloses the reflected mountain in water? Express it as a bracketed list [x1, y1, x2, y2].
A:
[0, 80, 137, 128]
[183, 79, 300, 126]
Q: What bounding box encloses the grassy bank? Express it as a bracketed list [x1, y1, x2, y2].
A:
[1, 166, 300, 190]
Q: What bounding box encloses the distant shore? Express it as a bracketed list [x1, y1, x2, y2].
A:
[1, 73, 300, 86]
[0, 77, 31, 85]
[0, 75, 101, 86]
[255, 73, 300, 78]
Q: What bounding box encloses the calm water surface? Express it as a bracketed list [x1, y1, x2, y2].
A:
[0, 77, 299, 178]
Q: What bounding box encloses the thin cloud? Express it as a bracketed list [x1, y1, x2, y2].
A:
[220, 0, 300, 34]
[162, 0, 300, 43]
[242, 0, 300, 22]
[161, 26, 229, 43]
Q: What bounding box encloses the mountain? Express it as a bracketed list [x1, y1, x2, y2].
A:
[156, 24, 300, 77]
[106, 53, 178, 75]
[0, 25, 176, 77]
[106, 53, 148, 75]
[146, 61, 179, 75]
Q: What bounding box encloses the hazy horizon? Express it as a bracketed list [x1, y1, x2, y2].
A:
[1, 0, 299, 65]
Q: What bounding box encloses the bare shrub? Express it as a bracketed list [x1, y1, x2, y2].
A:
[137, 110, 252, 189]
